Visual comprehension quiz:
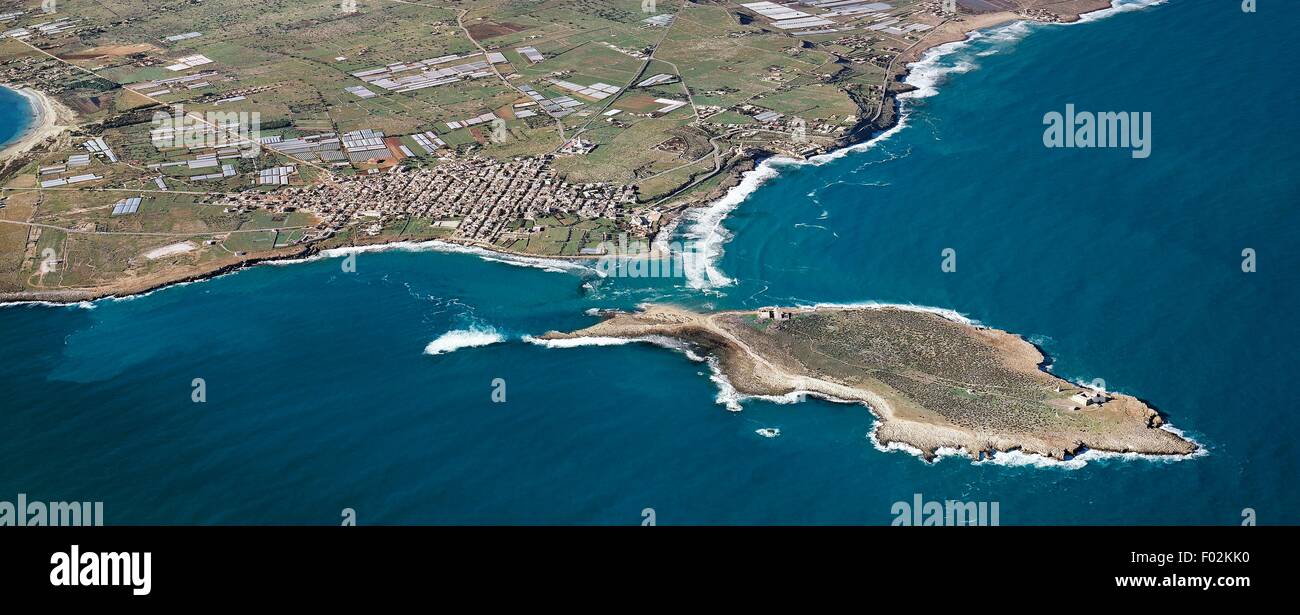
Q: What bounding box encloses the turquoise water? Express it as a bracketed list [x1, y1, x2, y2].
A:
[2, 0, 1297, 524]
[0, 85, 34, 148]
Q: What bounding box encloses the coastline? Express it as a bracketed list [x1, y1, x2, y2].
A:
[674, 0, 1158, 291]
[538, 303, 1201, 465]
[0, 234, 603, 307]
[0, 0, 1161, 306]
[0, 84, 75, 161]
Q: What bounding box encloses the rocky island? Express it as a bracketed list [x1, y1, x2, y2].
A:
[541, 304, 1197, 461]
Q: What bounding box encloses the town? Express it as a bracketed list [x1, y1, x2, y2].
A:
[222, 156, 638, 248]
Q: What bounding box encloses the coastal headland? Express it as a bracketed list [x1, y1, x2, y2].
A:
[0, 0, 1133, 303]
[541, 304, 1198, 461]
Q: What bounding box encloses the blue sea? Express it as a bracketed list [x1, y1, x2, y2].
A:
[0, 85, 34, 149]
[2, 0, 1297, 524]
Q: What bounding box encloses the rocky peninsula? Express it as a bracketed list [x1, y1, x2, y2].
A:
[541, 304, 1197, 461]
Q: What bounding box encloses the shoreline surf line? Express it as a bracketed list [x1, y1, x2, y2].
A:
[0, 238, 600, 308]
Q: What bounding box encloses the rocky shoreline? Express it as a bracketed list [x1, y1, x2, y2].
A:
[0, 233, 612, 305]
[639, 0, 1120, 235]
[540, 304, 1199, 462]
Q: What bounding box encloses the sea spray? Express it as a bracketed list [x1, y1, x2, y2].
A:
[308, 240, 598, 276]
[804, 300, 980, 327]
[424, 326, 506, 355]
[0, 300, 96, 310]
[679, 164, 781, 291]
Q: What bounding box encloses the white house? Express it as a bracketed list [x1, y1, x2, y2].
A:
[1071, 390, 1109, 406]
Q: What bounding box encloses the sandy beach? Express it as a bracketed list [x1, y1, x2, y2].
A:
[0, 85, 76, 162]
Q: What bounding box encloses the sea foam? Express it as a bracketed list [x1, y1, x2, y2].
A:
[303, 240, 597, 276]
[802, 300, 979, 327]
[1077, 0, 1169, 24]
[866, 419, 1207, 470]
[0, 300, 96, 310]
[521, 334, 696, 354]
[423, 326, 505, 355]
[679, 163, 781, 291]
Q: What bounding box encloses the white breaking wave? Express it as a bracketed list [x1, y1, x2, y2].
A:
[974, 426, 1208, 469]
[0, 300, 96, 310]
[104, 274, 228, 302]
[1078, 0, 1169, 24]
[679, 121, 910, 292]
[897, 36, 984, 101]
[708, 359, 859, 413]
[526, 335, 788, 412]
[271, 240, 597, 276]
[802, 300, 979, 327]
[679, 163, 781, 291]
[867, 419, 1207, 470]
[522, 335, 640, 349]
[792, 223, 836, 237]
[984, 20, 1034, 44]
[521, 334, 696, 354]
[423, 326, 505, 355]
